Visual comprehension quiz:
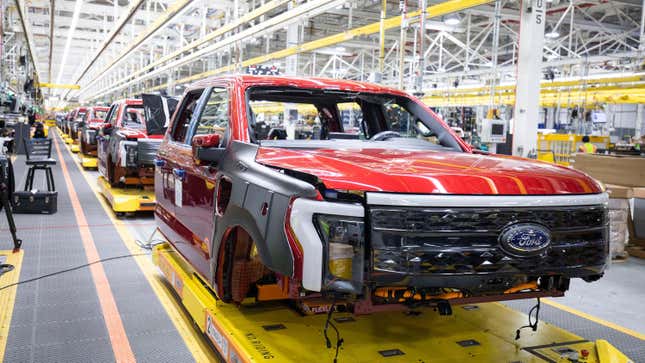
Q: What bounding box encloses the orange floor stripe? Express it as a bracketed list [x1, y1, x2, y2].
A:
[53, 135, 136, 363]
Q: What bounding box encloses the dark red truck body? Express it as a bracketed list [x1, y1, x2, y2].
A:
[79, 106, 110, 156]
[154, 75, 608, 311]
[97, 99, 163, 186]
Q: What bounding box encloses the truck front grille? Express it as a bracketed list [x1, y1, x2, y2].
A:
[369, 205, 608, 275]
[136, 139, 162, 166]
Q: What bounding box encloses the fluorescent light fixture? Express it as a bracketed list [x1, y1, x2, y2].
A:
[444, 15, 460, 26]
[545, 31, 560, 39]
[335, 46, 346, 52]
[55, 0, 84, 91]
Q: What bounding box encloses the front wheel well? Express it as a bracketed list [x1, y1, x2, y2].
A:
[215, 226, 272, 304]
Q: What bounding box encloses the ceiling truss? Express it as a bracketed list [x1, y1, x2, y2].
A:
[1, 0, 642, 107]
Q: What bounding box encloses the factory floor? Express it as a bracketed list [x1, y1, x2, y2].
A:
[0, 130, 643, 362]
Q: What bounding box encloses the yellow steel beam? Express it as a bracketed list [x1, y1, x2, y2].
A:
[422, 86, 645, 107]
[38, 83, 81, 89]
[429, 83, 645, 98]
[83, 0, 291, 98]
[122, 0, 288, 84]
[424, 74, 645, 96]
[146, 0, 494, 91]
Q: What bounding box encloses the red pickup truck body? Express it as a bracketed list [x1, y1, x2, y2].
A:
[154, 75, 608, 311]
[97, 99, 163, 187]
[79, 106, 110, 156]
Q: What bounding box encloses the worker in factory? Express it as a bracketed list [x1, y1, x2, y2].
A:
[578, 135, 597, 154]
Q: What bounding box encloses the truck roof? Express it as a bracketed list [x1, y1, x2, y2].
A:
[189, 75, 409, 97]
[112, 99, 143, 106]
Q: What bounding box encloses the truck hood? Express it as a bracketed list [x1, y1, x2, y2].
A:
[255, 147, 602, 195]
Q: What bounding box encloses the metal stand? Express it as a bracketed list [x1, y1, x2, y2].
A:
[0, 157, 21, 251]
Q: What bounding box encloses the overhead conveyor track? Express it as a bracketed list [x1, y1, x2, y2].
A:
[75, 0, 291, 98]
[82, 0, 495, 101]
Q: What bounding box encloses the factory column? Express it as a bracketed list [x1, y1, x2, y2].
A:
[512, 0, 546, 157]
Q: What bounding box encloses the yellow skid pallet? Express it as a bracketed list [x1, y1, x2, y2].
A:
[97, 176, 156, 213]
[152, 243, 633, 363]
[70, 144, 80, 153]
[80, 155, 98, 168]
[0, 250, 23, 359]
[64, 137, 74, 145]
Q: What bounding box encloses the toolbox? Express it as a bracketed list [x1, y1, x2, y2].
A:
[11, 190, 58, 214]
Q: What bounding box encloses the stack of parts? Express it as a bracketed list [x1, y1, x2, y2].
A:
[627, 188, 645, 259]
[573, 154, 645, 260]
[572, 153, 645, 187]
[606, 185, 632, 259]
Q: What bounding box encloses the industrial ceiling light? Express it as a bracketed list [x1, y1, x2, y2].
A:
[55, 0, 84, 92]
[545, 30, 560, 39]
[444, 15, 460, 26]
[335, 46, 346, 52]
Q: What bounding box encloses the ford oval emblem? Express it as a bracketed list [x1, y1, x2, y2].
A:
[499, 223, 551, 257]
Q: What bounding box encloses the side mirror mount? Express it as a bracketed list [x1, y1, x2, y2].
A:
[99, 123, 112, 137]
[192, 134, 225, 164]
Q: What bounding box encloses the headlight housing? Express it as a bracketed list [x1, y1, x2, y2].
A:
[85, 129, 97, 144]
[119, 140, 138, 168]
[314, 214, 365, 295]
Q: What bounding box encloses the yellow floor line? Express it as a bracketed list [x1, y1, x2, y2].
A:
[0, 250, 24, 361]
[58, 131, 218, 362]
[542, 298, 645, 341]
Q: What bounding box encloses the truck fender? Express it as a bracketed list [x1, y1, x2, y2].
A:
[209, 141, 317, 284]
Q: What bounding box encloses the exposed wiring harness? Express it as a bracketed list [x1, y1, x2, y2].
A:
[323, 299, 344, 363]
[515, 297, 541, 340]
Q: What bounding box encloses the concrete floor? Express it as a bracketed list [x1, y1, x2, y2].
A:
[4, 149, 643, 362]
[85, 164, 645, 337]
[545, 257, 645, 335]
[89, 155, 645, 338]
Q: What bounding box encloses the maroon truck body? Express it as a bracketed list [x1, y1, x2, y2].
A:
[97, 99, 163, 187]
[155, 75, 608, 311]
